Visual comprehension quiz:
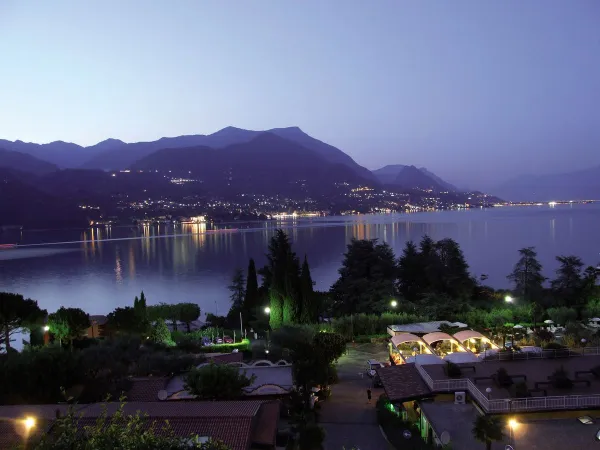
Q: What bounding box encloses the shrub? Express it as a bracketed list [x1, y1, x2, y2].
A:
[297, 424, 326, 450]
[445, 362, 462, 378]
[495, 367, 513, 387]
[149, 320, 175, 347]
[535, 329, 554, 343]
[513, 381, 530, 398]
[184, 362, 255, 400]
[543, 342, 565, 350]
[551, 366, 573, 389]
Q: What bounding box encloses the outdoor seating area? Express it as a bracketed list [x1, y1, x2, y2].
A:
[421, 354, 600, 402]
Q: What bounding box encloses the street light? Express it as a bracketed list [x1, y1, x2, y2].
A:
[43, 325, 50, 332]
[264, 307, 271, 314]
[390, 300, 398, 308]
[505, 295, 514, 303]
[23, 416, 36, 433]
[508, 418, 518, 447]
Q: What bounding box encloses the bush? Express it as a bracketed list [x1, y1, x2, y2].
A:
[543, 342, 565, 350]
[495, 367, 513, 387]
[297, 424, 326, 450]
[352, 334, 389, 344]
[331, 313, 428, 340]
[551, 366, 573, 389]
[376, 394, 435, 449]
[445, 362, 462, 378]
[513, 381, 530, 398]
[149, 320, 175, 347]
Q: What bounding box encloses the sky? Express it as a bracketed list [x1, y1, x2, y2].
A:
[1, 1, 599, 188]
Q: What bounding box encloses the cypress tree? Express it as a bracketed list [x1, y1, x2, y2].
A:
[299, 255, 316, 323]
[243, 259, 259, 322]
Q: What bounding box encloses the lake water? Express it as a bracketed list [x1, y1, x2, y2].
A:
[1, 204, 599, 317]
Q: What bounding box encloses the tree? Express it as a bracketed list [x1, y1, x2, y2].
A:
[133, 291, 150, 331]
[149, 320, 173, 346]
[32, 401, 233, 449]
[397, 240, 427, 302]
[177, 303, 201, 332]
[551, 255, 585, 307]
[299, 255, 317, 323]
[48, 307, 90, 349]
[106, 307, 139, 335]
[507, 247, 546, 303]
[0, 292, 46, 352]
[472, 415, 504, 450]
[227, 268, 245, 326]
[242, 259, 260, 323]
[547, 306, 578, 326]
[331, 239, 397, 315]
[184, 362, 256, 400]
[261, 229, 302, 328]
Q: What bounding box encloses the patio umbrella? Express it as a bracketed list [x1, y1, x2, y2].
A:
[591, 318, 600, 322]
[513, 325, 524, 329]
[543, 320, 554, 324]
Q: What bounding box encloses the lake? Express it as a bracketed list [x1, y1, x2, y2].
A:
[1, 204, 599, 317]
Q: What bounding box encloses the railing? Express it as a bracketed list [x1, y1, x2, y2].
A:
[481, 346, 600, 362]
[415, 362, 600, 413]
[488, 395, 600, 412]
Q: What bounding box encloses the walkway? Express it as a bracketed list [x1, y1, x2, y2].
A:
[320, 343, 394, 450]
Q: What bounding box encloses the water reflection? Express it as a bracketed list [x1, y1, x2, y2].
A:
[2, 205, 600, 316]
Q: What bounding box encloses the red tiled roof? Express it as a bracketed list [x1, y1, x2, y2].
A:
[377, 365, 432, 402]
[125, 377, 169, 402]
[75, 416, 254, 450]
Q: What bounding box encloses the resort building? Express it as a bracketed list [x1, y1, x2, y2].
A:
[378, 339, 600, 448]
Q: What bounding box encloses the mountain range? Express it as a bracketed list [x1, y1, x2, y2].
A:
[493, 165, 600, 202]
[0, 126, 458, 192]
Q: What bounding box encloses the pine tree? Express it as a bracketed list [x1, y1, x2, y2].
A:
[507, 247, 546, 303]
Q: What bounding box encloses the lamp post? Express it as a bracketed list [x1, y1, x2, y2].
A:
[505, 295, 514, 304]
[390, 300, 398, 309]
[485, 387, 492, 399]
[508, 418, 518, 448]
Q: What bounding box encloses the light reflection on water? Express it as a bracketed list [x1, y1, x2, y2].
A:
[0, 205, 599, 317]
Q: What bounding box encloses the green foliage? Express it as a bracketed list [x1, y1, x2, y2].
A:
[149, 320, 174, 346]
[31, 401, 232, 449]
[472, 415, 504, 450]
[331, 238, 397, 315]
[177, 303, 201, 332]
[296, 423, 326, 450]
[0, 292, 46, 351]
[269, 293, 284, 329]
[551, 255, 586, 307]
[513, 381, 530, 398]
[227, 268, 246, 325]
[546, 306, 577, 326]
[445, 361, 462, 378]
[299, 255, 318, 324]
[184, 361, 256, 400]
[583, 298, 600, 319]
[507, 247, 546, 303]
[495, 367, 513, 387]
[329, 312, 427, 339]
[376, 394, 435, 449]
[242, 258, 260, 323]
[48, 307, 90, 348]
[551, 365, 573, 389]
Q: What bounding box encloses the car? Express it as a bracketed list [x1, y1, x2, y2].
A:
[215, 337, 223, 344]
[201, 337, 212, 346]
[223, 336, 234, 344]
[366, 360, 384, 377]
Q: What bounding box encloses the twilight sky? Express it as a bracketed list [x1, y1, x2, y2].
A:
[1, 1, 599, 188]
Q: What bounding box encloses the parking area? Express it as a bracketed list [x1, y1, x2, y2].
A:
[320, 343, 393, 450]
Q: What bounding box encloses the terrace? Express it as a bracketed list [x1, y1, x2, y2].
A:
[417, 351, 600, 413]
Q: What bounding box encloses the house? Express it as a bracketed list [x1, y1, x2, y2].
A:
[0, 400, 281, 450]
[87, 315, 108, 338]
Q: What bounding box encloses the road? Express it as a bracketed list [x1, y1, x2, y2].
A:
[320, 343, 395, 450]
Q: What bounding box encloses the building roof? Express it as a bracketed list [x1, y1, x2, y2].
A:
[391, 333, 423, 348]
[388, 321, 468, 335]
[89, 315, 108, 325]
[443, 352, 480, 364]
[422, 332, 455, 345]
[377, 364, 432, 402]
[453, 330, 486, 342]
[166, 363, 293, 399]
[0, 401, 277, 450]
[125, 377, 169, 402]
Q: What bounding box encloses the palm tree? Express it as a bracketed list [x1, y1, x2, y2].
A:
[472, 415, 504, 450]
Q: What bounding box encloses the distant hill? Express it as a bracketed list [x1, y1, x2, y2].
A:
[0, 169, 88, 229]
[494, 165, 600, 202]
[372, 165, 455, 191]
[0, 139, 101, 168]
[130, 132, 373, 196]
[0, 148, 58, 175]
[80, 126, 377, 182]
